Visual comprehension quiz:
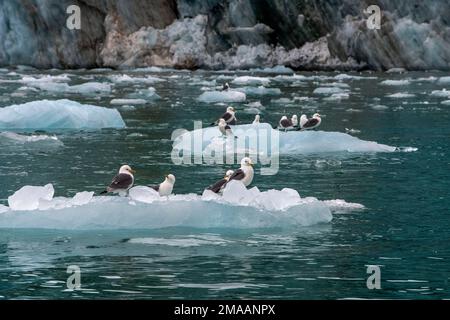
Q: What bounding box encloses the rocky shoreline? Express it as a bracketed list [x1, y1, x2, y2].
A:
[0, 0, 449, 71]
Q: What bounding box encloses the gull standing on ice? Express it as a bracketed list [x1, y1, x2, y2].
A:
[211, 106, 237, 126]
[218, 118, 236, 138]
[225, 157, 254, 187]
[298, 113, 322, 131]
[278, 115, 297, 131]
[207, 170, 234, 194]
[101, 165, 135, 195]
[252, 114, 260, 124]
[149, 174, 176, 196]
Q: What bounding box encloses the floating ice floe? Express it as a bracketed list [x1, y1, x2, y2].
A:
[0, 182, 365, 230]
[313, 87, 348, 95]
[197, 90, 246, 103]
[110, 99, 147, 105]
[127, 87, 161, 100]
[380, 80, 410, 86]
[430, 89, 450, 98]
[334, 73, 377, 80]
[0, 132, 64, 148]
[234, 86, 281, 96]
[437, 76, 450, 84]
[172, 123, 411, 155]
[231, 76, 271, 86]
[386, 92, 415, 98]
[371, 104, 389, 111]
[108, 74, 165, 84]
[324, 93, 350, 101]
[27, 82, 112, 94]
[0, 99, 125, 130]
[441, 100, 450, 105]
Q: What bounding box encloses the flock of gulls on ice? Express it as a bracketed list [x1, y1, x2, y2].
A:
[101, 82, 322, 198]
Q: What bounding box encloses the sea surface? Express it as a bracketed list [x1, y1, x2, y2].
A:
[0, 67, 449, 299]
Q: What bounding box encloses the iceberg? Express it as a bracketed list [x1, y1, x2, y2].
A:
[127, 87, 161, 100]
[110, 99, 147, 105]
[437, 76, 450, 84]
[0, 131, 64, 148]
[431, 89, 450, 98]
[380, 79, 410, 86]
[108, 74, 165, 84]
[0, 99, 125, 130]
[0, 182, 367, 230]
[313, 87, 348, 95]
[235, 86, 281, 96]
[387, 92, 415, 98]
[172, 123, 401, 156]
[28, 82, 112, 94]
[232, 76, 271, 86]
[197, 90, 246, 103]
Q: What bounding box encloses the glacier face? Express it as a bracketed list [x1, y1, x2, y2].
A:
[0, 1, 449, 70]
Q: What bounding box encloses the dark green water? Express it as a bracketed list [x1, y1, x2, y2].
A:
[0, 68, 449, 299]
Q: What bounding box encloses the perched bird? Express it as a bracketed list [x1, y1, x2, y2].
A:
[298, 113, 322, 130]
[299, 114, 308, 128]
[101, 165, 135, 195]
[207, 170, 234, 194]
[278, 115, 297, 131]
[211, 106, 237, 126]
[225, 157, 254, 187]
[218, 118, 236, 138]
[291, 114, 298, 127]
[149, 174, 176, 196]
[252, 114, 260, 124]
[222, 82, 230, 91]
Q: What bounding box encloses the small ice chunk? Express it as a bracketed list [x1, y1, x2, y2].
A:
[437, 77, 450, 84]
[441, 100, 450, 105]
[29, 82, 111, 94]
[431, 89, 450, 98]
[222, 180, 253, 205]
[8, 184, 54, 211]
[0, 205, 9, 213]
[380, 80, 410, 86]
[71, 192, 94, 206]
[235, 86, 281, 96]
[371, 104, 389, 111]
[386, 93, 415, 98]
[109, 74, 165, 84]
[232, 76, 270, 86]
[324, 93, 349, 100]
[198, 90, 246, 103]
[201, 189, 220, 201]
[110, 99, 147, 105]
[386, 68, 406, 73]
[313, 87, 347, 95]
[128, 186, 160, 204]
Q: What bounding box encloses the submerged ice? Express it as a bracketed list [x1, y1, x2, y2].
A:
[0, 181, 366, 230]
[0, 99, 126, 129]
